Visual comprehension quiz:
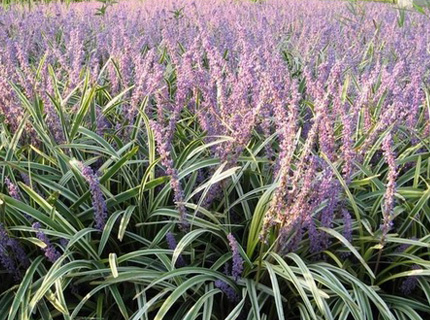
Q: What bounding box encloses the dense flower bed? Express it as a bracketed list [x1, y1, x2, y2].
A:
[1, 1, 430, 319]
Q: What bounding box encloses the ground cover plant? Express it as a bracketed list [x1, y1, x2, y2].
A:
[1, 0, 430, 319]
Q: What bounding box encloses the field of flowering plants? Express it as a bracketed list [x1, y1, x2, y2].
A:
[1, 0, 430, 319]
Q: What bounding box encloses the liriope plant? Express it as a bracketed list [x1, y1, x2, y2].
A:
[1, 68, 429, 319]
[1, 1, 430, 319]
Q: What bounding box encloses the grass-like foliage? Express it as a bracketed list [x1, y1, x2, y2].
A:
[1, 0, 430, 319]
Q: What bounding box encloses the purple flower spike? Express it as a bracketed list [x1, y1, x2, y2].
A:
[400, 265, 420, 295]
[20, 173, 31, 186]
[0, 223, 29, 280]
[227, 233, 243, 282]
[6, 176, 34, 221]
[215, 279, 239, 302]
[7, 237, 30, 270]
[0, 224, 19, 279]
[79, 163, 108, 230]
[150, 121, 189, 230]
[60, 238, 69, 249]
[33, 222, 61, 263]
[342, 209, 352, 243]
[5, 177, 21, 201]
[166, 232, 186, 267]
[308, 218, 321, 254]
[380, 133, 398, 243]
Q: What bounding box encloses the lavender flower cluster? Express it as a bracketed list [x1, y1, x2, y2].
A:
[381, 133, 398, 243]
[78, 163, 108, 230]
[166, 231, 186, 267]
[0, 0, 428, 258]
[33, 222, 62, 263]
[214, 234, 243, 301]
[0, 224, 29, 280]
